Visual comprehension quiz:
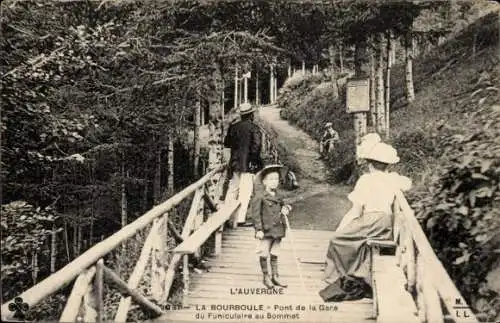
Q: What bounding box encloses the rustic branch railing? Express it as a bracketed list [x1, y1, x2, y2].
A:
[369, 191, 478, 323]
[1, 165, 228, 322]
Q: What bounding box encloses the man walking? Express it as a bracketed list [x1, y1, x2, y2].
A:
[224, 102, 263, 226]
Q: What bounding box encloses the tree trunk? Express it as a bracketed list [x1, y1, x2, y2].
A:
[255, 69, 259, 105]
[207, 63, 224, 196]
[239, 76, 243, 105]
[200, 103, 205, 125]
[143, 170, 149, 212]
[73, 223, 78, 257]
[375, 33, 386, 135]
[153, 144, 161, 205]
[369, 49, 376, 126]
[121, 162, 128, 225]
[221, 79, 225, 124]
[77, 224, 82, 254]
[32, 252, 38, 284]
[354, 37, 370, 78]
[167, 135, 174, 195]
[274, 69, 278, 102]
[194, 100, 201, 179]
[405, 31, 415, 103]
[234, 66, 238, 109]
[269, 64, 274, 104]
[64, 221, 70, 262]
[243, 73, 248, 103]
[328, 45, 339, 98]
[339, 44, 344, 74]
[50, 225, 57, 272]
[385, 30, 394, 138]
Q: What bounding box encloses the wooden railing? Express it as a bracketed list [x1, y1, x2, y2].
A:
[390, 191, 478, 323]
[1, 165, 230, 322]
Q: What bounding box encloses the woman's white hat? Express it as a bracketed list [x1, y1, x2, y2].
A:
[240, 103, 256, 115]
[365, 142, 400, 164]
[325, 122, 333, 128]
[357, 133, 382, 159]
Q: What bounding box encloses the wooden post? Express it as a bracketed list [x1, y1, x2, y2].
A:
[182, 254, 189, 303]
[59, 266, 96, 323]
[287, 63, 291, 78]
[114, 219, 161, 321]
[95, 259, 104, 323]
[302, 60, 305, 75]
[151, 218, 166, 302]
[416, 254, 427, 322]
[103, 266, 164, 317]
[234, 66, 238, 109]
[353, 113, 368, 151]
[406, 236, 417, 295]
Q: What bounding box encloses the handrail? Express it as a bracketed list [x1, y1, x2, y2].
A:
[394, 191, 478, 323]
[1, 165, 225, 321]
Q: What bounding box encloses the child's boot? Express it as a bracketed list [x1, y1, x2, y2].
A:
[259, 257, 274, 289]
[270, 255, 288, 288]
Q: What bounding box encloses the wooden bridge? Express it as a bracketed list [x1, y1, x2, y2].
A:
[1, 129, 479, 323]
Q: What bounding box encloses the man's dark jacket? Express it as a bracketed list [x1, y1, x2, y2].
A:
[224, 118, 262, 174]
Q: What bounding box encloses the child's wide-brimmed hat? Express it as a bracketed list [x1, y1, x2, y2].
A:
[365, 142, 400, 164]
[239, 102, 256, 115]
[255, 164, 283, 183]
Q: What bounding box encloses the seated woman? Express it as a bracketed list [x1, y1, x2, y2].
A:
[319, 140, 412, 302]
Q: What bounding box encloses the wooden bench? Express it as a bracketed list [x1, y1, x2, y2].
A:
[173, 200, 241, 254]
[367, 239, 419, 323]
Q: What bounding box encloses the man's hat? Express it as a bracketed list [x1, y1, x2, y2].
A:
[255, 164, 283, 184]
[364, 142, 400, 164]
[240, 103, 256, 115]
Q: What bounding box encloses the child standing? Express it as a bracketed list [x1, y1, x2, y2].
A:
[250, 164, 292, 289]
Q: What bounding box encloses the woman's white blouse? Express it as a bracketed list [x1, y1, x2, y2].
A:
[348, 171, 412, 214]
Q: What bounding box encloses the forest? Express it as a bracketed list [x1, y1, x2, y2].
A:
[1, 0, 499, 321]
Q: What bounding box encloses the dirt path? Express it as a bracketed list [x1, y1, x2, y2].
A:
[258, 105, 351, 231]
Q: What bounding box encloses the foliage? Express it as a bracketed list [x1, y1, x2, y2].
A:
[1, 201, 61, 300]
[411, 103, 500, 322]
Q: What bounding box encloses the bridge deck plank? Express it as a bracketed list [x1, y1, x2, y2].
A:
[154, 227, 376, 323]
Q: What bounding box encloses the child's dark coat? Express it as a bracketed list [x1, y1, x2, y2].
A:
[250, 187, 286, 239]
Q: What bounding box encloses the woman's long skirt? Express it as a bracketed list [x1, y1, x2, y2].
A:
[320, 211, 393, 302]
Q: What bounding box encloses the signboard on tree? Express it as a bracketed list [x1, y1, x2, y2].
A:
[346, 78, 370, 113]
